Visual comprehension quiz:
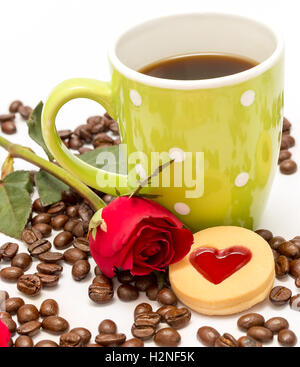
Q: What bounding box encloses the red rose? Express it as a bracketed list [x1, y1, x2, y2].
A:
[89, 196, 193, 278]
[0, 320, 10, 347]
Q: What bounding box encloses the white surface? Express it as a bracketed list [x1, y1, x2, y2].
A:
[0, 0, 300, 347]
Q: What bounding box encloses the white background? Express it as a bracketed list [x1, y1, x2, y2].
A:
[0, 0, 300, 347]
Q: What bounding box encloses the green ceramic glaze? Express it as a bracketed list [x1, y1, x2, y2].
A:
[41, 16, 284, 233]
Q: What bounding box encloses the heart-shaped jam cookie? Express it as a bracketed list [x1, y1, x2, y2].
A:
[189, 246, 252, 285]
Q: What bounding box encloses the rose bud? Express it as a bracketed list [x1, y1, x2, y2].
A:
[89, 196, 193, 277]
[0, 320, 11, 347]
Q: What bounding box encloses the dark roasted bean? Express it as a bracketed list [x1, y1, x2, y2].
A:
[117, 284, 139, 301]
[265, 317, 289, 333]
[197, 326, 220, 347]
[278, 329, 297, 346]
[9, 100, 23, 113]
[17, 304, 39, 324]
[58, 129, 72, 139]
[0, 113, 15, 122]
[247, 326, 273, 342]
[73, 237, 90, 254]
[78, 203, 93, 222]
[32, 198, 47, 212]
[60, 332, 82, 347]
[280, 159, 297, 175]
[121, 338, 144, 347]
[66, 205, 79, 218]
[40, 299, 59, 317]
[1, 317, 17, 333]
[135, 312, 161, 328]
[281, 134, 295, 149]
[72, 260, 90, 281]
[21, 228, 42, 244]
[2, 297, 24, 314]
[0, 312, 11, 319]
[289, 259, 300, 278]
[28, 239, 51, 257]
[156, 305, 177, 323]
[269, 236, 286, 250]
[98, 319, 117, 334]
[278, 241, 300, 258]
[296, 277, 300, 288]
[255, 229, 273, 242]
[278, 149, 292, 164]
[69, 135, 83, 149]
[157, 288, 177, 305]
[51, 215, 69, 230]
[154, 327, 181, 347]
[48, 201, 66, 215]
[1, 121, 16, 134]
[38, 251, 63, 263]
[0, 242, 19, 260]
[165, 307, 191, 329]
[17, 320, 41, 336]
[89, 283, 113, 303]
[134, 303, 153, 319]
[117, 270, 135, 284]
[87, 115, 104, 126]
[32, 213, 51, 225]
[17, 274, 42, 296]
[64, 219, 80, 233]
[11, 253, 32, 271]
[135, 274, 156, 291]
[72, 222, 86, 238]
[237, 313, 265, 331]
[19, 105, 32, 119]
[54, 231, 73, 250]
[32, 223, 52, 237]
[237, 336, 262, 347]
[92, 274, 112, 286]
[70, 327, 91, 345]
[146, 284, 159, 300]
[289, 294, 300, 311]
[78, 147, 92, 154]
[275, 255, 290, 278]
[269, 286, 292, 305]
[215, 333, 238, 347]
[37, 262, 63, 275]
[35, 273, 59, 287]
[35, 340, 58, 347]
[64, 247, 87, 264]
[131, 323, 155, 340]
[93, 133, 114, 148]
[15, 335, 34, 347]
[0, 267, 24, 282]
[42, 316, 69, 333]
[61, 190, 81, 204]
[95, 333, 126, 346]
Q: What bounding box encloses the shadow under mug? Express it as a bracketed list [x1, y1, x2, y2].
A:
[42, 13, 284, 233]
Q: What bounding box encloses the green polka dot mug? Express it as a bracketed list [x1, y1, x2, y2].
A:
[42, 13, 284, 232]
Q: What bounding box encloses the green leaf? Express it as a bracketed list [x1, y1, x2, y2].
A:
[27, 101, 54, 161]
[78, 145, 127, 175]
[4, 170, 33, 193]
[0, 181, 32, 239]
[35, 170, 69, 206]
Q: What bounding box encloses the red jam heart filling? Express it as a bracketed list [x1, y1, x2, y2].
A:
[189, 246, 252, 285]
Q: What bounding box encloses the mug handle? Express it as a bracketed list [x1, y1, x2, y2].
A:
[42, 78, 130, 196]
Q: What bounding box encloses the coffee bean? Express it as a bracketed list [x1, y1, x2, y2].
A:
[265, 317, 289, 333]
[156, 305, 177, 323]
[74, 124, 92, 143]
[17, 274, 42, 296]
[72, 259, 90, 281]
[275, 255, 290, 278]
[86, 344, 103, 347]
[117, 270, 135, 284]
[135, 312, 161, 328]
[92, 274, 112, 286]
[291, 236, 300, 249]
[269, 286, 292, 305]
[71, 222, 86, 238]
[269, 236, 286, 250]
[78, 147, 92, 154]
[48, 201, 66, 215]
[1, 317, 17, 333]
[117, 284, 139, 301]
[255, 229, 273, 242]
[58, 129, 72, 139]
[40, 299, 59, 317]
[78, 203, 93, 222]
[135, 274, 156, 292]
[144, 284, 158, 301]
[54, 231, 73, 250]
[87, 115, 104, 126]
[17, 304, 39, 324]
[0, 242, 19, 260]
[11, 253, 32, 271]
[89, 283, 114, 303]
[19, 105, 32, 119]
[247, 326, 273, 343]
[197, 326, 220, 347]
[0, 311, 11, 319]
[69, 135, 83, 149]
[36, 273, 59, 287]
[215, 333, 238, 347]
[131, 322, 155, 341]
[296, 277, 300, 288]
[64, 219, 80, 233]
[9, 100, 23, 113]
[278, 149, 292, 164]
[42, 316, 69, 333]
[165, 307, 191, 329]
[289, 259, 300, 278]
[281, 134, 295, 149]
[32, 223, 52, 237]
[93, 133, 114, 148]
[95, 333, 126, 346]
[0, 266, 24, 282]
[35, 340, 58, 347]
[65, 205, 79, 218]
[280, 159, 297, 174]
[283, 117, 291, 132]
[278, 329, 297, 346]
[98, 319, 117, 334]
[61, 190, 81, 204]
[121, 338, 144, 347]
[278, 241, 300, 258]
[60, 332, 82, 347]
[2, 297, 24, 314]
[32, 198, 47, 212]
[28, 239, 51, 257]
[32, 213, 51, 226]
[289, 294, 300, 311]
[70, 327, 91, 345]
[37, 262, 63, 275]
[109, 121, 119, 134]
[73, 237, 90, 254]
[64, 247, 87, 264]
[157, 288, 177, 305]
[0, 290, 9, 302]
[38, 251, 63, 263]
[15, 335, 34, 347]
[237, 313, 265, 331]
[21, 228, 42, 244]
[51, 215, 69, 230]
[17, 320, 41, 336]
[0, 113, 15, 122]
[1, 121, 16, 134]
[154, 327, 181, 347]
[134, 303, 153, 319]
[237, 336, 262, 347]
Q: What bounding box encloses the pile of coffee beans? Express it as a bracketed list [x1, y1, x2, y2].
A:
[0, 101, 32, 135]
[278, 117, 297, 175]
[197, 312, 297, 347]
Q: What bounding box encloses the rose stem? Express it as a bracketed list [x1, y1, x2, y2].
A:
[0, 135, 106, 211]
